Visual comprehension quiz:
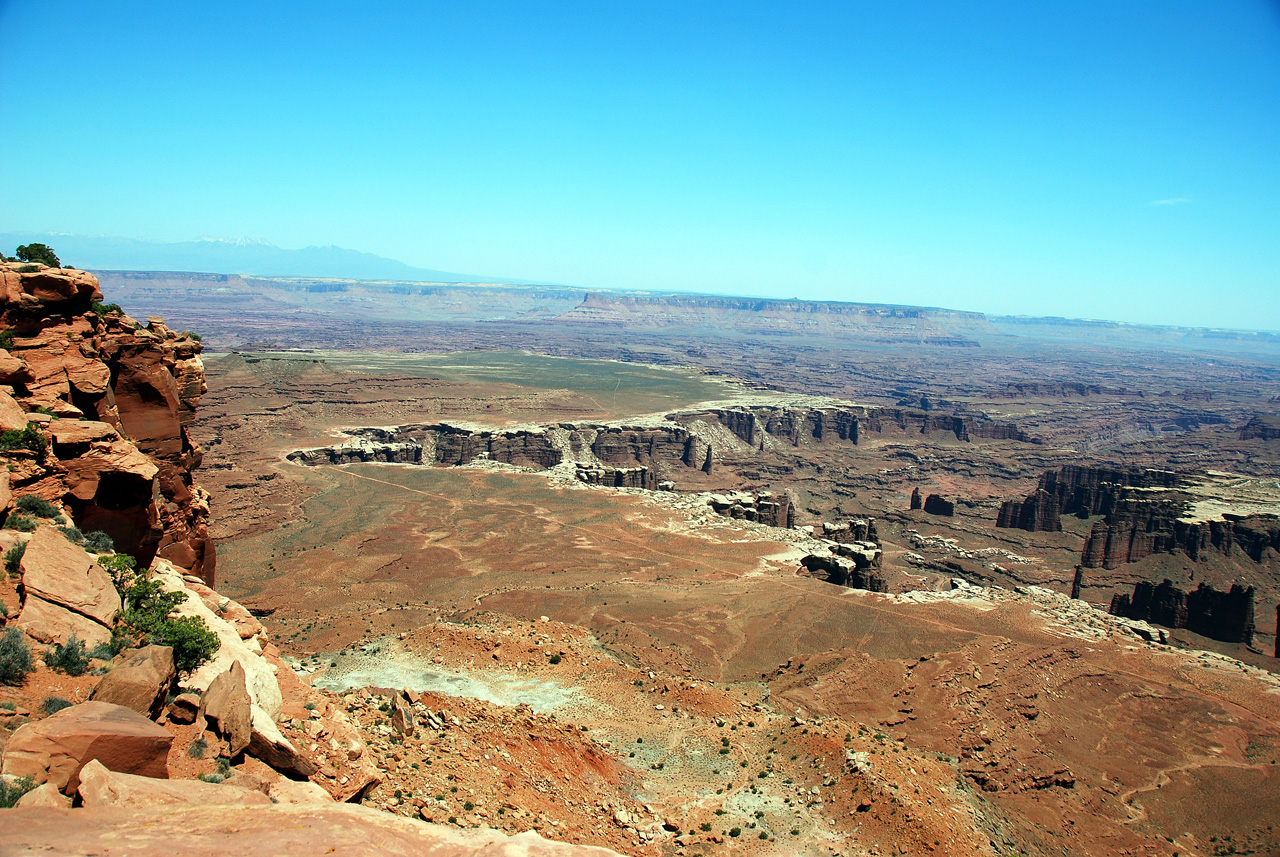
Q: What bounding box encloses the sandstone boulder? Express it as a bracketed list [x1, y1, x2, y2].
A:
[0, 388, 26, 432]
[247, 705, 317, 778]
[167, 691, 200, 724]
[391, 694, 415, 736]
[200, 661, 252, 756]
[18, 526, 121, 627]
[14, 593, 113, 648]
[90, 645, 176, 719]
[77, 758, 271, 808]
[0, 701, 173, 793]
[0, 803, 626, 856]
[4, 267, 101, 306]
[0, 348, 32, 384]
[13, 781, 72, 808]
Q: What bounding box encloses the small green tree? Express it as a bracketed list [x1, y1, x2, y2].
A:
[14, 243, 60, 267]
[0, 422, 48, 460]
[98, 553, 137, 594]
[117, 572, 219, 674]
[0, 627, 34, 685]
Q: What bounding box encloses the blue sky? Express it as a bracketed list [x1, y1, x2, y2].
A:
[1, 1, 1277, 329]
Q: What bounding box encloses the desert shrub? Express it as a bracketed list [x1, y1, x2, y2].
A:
[0, 775, 36, 808]
[4, 513, 36, 532]
[188, 737, 208, 759]
[83, 530, 115, 553]
[4, 542, 24, 576]
[45, 634, 89, 676]
[42, 696, 74, 715]
[548, 653, 562, 664]
[15, 243, 60, 267]
[117, 574, 219, 674]
[58, 526, 85, 545]
[98, 553, 136, 594]
[0, 423, 47, 460]
[16, 265, 39, 274]
[91, 302, 124, 318]
[89, 638, 124, 660]
[0, 627, 34, 685]
[0, 331, 12, 350]
[197, 772, 225, 784]
[15, 495, 58, 518]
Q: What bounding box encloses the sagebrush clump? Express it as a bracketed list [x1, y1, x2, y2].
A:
[0, 423, 47, 460]
[0, 627, 34, 685]
[3, 542, 24, 577]
[15, 495, 59, 518]
[0, 776, 36, 808]
[45, 634, 90, 676]
[4, 513, 36, 532]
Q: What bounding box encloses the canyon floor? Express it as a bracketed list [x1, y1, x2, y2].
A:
[185, 341, 1280, 857]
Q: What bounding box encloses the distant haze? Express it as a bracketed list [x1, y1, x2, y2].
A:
[0, 233, 520, 284]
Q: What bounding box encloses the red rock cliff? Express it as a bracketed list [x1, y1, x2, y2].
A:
[0, 261, 215, 583]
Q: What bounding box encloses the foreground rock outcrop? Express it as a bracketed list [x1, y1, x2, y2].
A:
[1, 701, 174, 793]
[0, 803, 625, 856]
[0, 261, 214, 583]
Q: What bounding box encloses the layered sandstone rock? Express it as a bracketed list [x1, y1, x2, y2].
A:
[15, 526, 120, 646]
[800, 552, 887, 592]
[1, 701, 173, 794]
[90, 645, 177, 719]
[0, 262, 214, 583]
[1108, 579, 1257, 645]
[0, 803, 626, 856]
[76, 759, 273, 808]
[922, 494, 955, 516]
[1240, 415, 1280, 441]
[996, 489, 1062, 532]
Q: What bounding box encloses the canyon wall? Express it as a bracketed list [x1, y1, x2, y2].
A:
[998, 463, 1280, 570]
[0, 262, 215, 582]
[1109, 579, 1256, 645]
[675, 406, 1034, 450]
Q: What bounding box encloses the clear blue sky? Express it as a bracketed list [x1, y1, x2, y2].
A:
[2, 1, 1278, 329]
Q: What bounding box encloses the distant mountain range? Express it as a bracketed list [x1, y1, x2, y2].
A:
[0, 232, 523, 284]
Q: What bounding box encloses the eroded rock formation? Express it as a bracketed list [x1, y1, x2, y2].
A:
[1240, 415, 1280, 441]
[1108, 579, 1256, 645]
[996, 489, 1062, 532]
[0, 262, 214, 582]
[998, 464, 1280, 573]
[922, 494, 954, 516]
